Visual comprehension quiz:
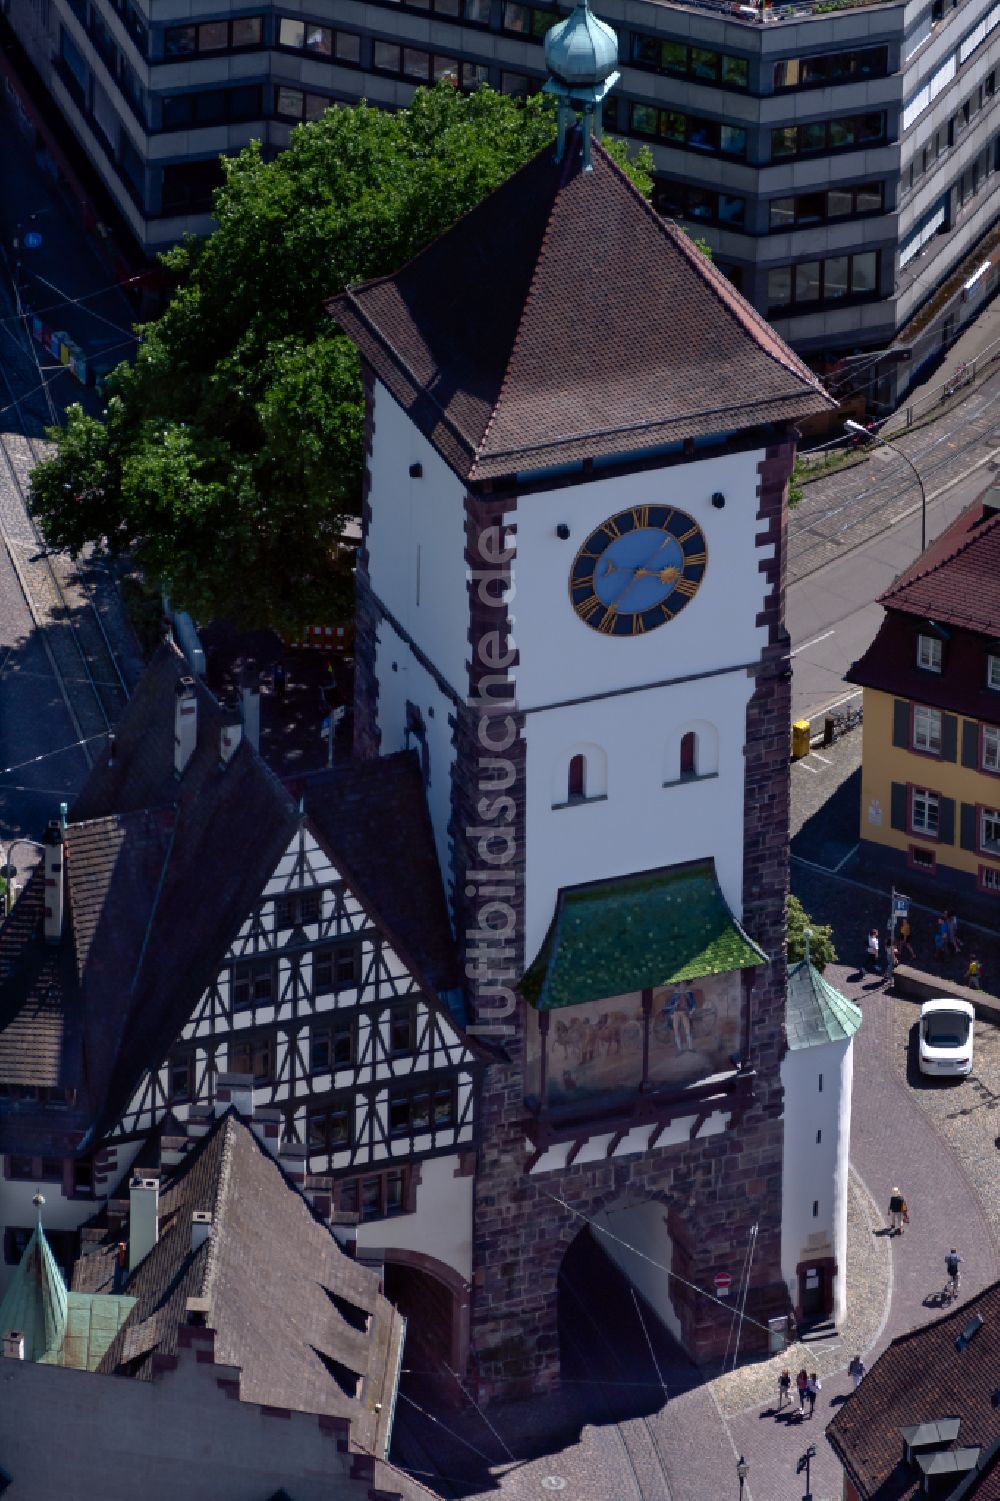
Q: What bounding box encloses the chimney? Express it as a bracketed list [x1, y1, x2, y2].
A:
[42, 820, 64, 944]
[128, 1175, 159, 1271]
[219, 707, 242, 767]
[3, 1331, 24, 1360]
[240, 677, 260, 753]
[191, 1211, 212, 1252]
[174, 676, 198, 777]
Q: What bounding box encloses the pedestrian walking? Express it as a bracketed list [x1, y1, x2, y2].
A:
[866, 927, 880, 972]
[897, 918, 915, 961]
[777, 1369, 791, 1409]
[796, 1367, 809, 1412]
[966, 956, 983, 990]
[888, 1186, 906, 1235]
[806, 1373, 821, 1417]
[934, 915, 949, 958]
[946, 910, 963, 955]
[848, 1354, 865, 1390]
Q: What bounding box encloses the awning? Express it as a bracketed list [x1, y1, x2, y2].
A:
[520, 860, 766, 1011]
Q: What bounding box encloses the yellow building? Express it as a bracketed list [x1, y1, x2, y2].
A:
[847, 492, 1000, 897]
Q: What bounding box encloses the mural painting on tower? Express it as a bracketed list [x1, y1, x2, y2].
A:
[525, 971, 742, 1111]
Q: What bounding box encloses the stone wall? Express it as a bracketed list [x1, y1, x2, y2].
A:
[468, 433, 797, 1400]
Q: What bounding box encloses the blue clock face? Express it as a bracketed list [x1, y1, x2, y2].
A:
[569, 505, 708, 635]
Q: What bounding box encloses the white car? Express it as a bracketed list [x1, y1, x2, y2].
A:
[918, 999, 975, 1078]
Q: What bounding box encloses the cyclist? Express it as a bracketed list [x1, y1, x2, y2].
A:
[945, 1248, 962, 1300]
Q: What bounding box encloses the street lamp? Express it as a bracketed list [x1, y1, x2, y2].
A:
[845, 419, 928, 553]
[736, 1455, 749, 1498]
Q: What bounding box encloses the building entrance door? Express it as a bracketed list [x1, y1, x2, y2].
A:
[802, 1265, 825, 1319]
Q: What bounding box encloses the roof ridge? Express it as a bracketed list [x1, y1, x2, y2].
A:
[594, 139, 829, 403]
[884, 501, 1000, 603]
[200, 1112, 237, 1303]
[472, 136, 578, 474]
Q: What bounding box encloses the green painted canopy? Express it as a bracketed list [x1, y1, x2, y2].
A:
[520, 861, 766, 1011]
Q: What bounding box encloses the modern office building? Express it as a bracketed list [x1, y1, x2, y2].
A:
[4, 0, 1000, 394]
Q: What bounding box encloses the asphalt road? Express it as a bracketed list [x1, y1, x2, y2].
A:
[788, 465, 990, 723]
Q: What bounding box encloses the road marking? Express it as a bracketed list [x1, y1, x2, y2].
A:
[833, 842, 860, 872]
[796, 760, 819, 773]
[812, 752, 832, 764]
[791, 628, 836, 656]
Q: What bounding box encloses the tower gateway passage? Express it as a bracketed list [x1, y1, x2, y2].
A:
[329, 3, 833, 1400]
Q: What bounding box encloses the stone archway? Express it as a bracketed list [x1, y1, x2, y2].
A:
[383, 1249, 471, 1408]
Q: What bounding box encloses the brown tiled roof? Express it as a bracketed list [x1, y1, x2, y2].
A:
[827, 1280, 1000, 1499]
[328, 135, 833, 483]
[879, 500, 1000, 634]
[305, 755, 460, 995]
[846, 612, 1000, 724]
[76, 1111, 404, 1456]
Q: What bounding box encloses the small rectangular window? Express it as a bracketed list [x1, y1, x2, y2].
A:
[911, 786, 940, 837]
[815, 1129, 822, 1144]
[690, 47, 717, 81]
[917, 634, 943, 672]
[981, 806, 1000, 853]
[373, 41, 401, 72]
[768, 267, 792, 309]
[8, 1156, 34, 1180]
[909, 844, 936, 872]
[989, 655, 1000, 690]
[720, 125, 746, 157]
[314, 944, 359, 994]
[164, 24, 196, 55]
[661, 41, 688, 74]
[403, 46, 430, 80]
[231, 15, 262, 47]
[812, 1200, 819, 1217]
[336, 32, 361, 63]
[304, 22, 332, 54]
[913, 705, 943, 755]
[278, 17, 304, 48]
[197, 20, 228, 50]
[276, 86, 304, 119]
[980, 863, 1000, 891]
[721, 54, 748, 88]
[825, 256, 849, 300]
[818, 1073, 823, 1092]
[390, 1006, 417, 1054]
[795, 261, 822, 303]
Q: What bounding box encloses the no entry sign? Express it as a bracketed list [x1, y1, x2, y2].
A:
[714, 1272, 732, 1297]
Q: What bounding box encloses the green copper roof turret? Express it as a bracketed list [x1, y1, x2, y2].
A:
[542, 0, 619, 171]
[0, 1201, 69, 1363]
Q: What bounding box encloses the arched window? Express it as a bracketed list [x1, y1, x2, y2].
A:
[567, 753, 586, 802]
[680, 732, 697, 780]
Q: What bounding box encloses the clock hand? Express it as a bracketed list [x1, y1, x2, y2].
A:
[635, 565, 680, 584]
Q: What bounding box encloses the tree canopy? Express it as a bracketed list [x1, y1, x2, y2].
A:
[786, 894, 838, 973]
[30, 87, 652, 633]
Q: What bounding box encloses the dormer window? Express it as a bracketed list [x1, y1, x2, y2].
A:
[917, 634, 942, 673]
[988, 653, 1000, 691]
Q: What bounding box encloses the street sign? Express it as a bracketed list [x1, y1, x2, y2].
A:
[714, 1272, 732, 1297]
[893, 894, 910, 917]
[22, 231, 42, 250]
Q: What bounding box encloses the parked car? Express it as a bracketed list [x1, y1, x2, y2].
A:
[918, 999, 975, 1078]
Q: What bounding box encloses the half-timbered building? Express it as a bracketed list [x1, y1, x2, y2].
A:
[0, 646, 485, 1376]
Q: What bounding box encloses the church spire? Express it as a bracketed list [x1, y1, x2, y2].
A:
[542, 0, 619, 171]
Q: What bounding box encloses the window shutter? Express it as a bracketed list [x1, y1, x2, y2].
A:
[960, 802, 977, 851]
[962, 719, 979, 768]
[890, 781, 908, 831]
[938, 795, 955, 846]
[941, 713, 957, 762]
[893, 700, 910, 749]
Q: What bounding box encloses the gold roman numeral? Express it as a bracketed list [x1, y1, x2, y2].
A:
[684, 551, 707, 567]
[603, 517, 622, 540]
[631, 506, 650, 530]
[577, 595, 601, 622]
[678, 525, 700, 543]
[632, 614, 646, 635]
[674, 576, 699, 598]
[660, 602, 675, 623]
[598, 605, 618, 634]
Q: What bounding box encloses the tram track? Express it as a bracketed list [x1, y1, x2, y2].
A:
[0, 348, 129, 772]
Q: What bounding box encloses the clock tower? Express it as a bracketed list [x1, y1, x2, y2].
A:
[330, 5, 833, 1400]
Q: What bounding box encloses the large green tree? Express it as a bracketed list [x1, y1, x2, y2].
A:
[31, 86, 652, 632]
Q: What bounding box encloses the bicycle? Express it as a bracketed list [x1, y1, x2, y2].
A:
[942, 1268, 961, 1304]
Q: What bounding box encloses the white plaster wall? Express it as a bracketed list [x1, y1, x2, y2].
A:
[780, 1035, 853, 1327]
[366, 381, 470, 697]
[523, 672, 753, 961]
[373, 627, 457, 904]
[355, 1152, 473, 1284]
[589, 1200, 681, 1344]
[507, 446, 770, 710]
[0, 1344, 383, 1501]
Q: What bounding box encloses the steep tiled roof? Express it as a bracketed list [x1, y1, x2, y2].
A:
[306, 755, 459, 994]
[827, 1279, 1000, 1499]
[521, 860, 765, 1009]
[77, 1112, 404, 1455]
[329, 136, 833, 483]
[879, 500, 1000, 634]
[786, 959, 862, 1050]
[846, 611, 1000, 723]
